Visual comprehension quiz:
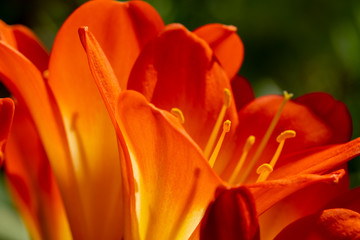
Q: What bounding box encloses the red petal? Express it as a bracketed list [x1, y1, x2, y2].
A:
[274, 208, 360, 240]
[231, 75, 255, 111]
[221, 94, 355, 183]
[0, 98, 14, 167]
[200, 186, 259, 240]
[128, 24, 238, 149]
[194, 24, 244, 80]
[295, 92, 352, 142]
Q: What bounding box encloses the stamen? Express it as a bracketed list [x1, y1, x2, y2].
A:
[171, 108, 185, 124]
[228, 135, 255, 185]
[43, 70, 49, 79]
[239, 91, 293, 183]
[204, 88, 231, 158]
[208, 120, 231, 168]
[256, 130, 296, 183]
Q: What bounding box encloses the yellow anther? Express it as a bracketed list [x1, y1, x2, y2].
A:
[256, 163, 273, 183]
[223, 120, 231, 132]
[204, 88, 232, 158]
[208, 120, 232, 168]
[224, 88, 231, 107]
[171, 108, 185, 124]
[256, 163, 273, 174]
[257, 129, 296, 183]
[276, 130, 296, 143]
[43, 70, 49, 79]
[239, 90, 293, 183]
[228, 135, 255, 185]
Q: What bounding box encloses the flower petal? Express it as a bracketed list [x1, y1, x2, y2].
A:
[128, 24, 238, 149]
[0, 41, 84, 239]
[248, 169, 346, 214]
[273, 138, 360, 178]
[259, 167, 350, 240]
[116, 90, 222, 240]
[221, 94, 355, 183]
[194, 23, 244, 80]
[48, 1, 163, 238]
[0, 98, 14, 167]
[5, 103, 71, 240]
[231, 75, 255, 111]
[200, 186, 259, 240]
[295, 92, 352, 142]
[0, 20, 49, 72]
[274, 208, 360, 240]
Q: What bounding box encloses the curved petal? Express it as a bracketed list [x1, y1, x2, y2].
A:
[0, 41, 84, 239]
[325, 186, 360, 212]
[273, 137, 360, 178]
[194, 23, 244, 80]
[259, 167, 349, 240]
[48, 1, 163, 238]
[128, 24, 238, 149]
[274, 208, 360, 240]
[0, 98, 14, 167]
[230, 75, 254, 111]
[220, 94, 354, 183]
[0, 20, 49, 72]
[295, 92, 352, 142]
[200, 186, 259, 240]
[248, 169, 346, 214]
[116, 90, 222, 240]
[5, 103, 71, 240]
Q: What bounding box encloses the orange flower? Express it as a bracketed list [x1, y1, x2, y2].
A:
[0, 1, 359, 240]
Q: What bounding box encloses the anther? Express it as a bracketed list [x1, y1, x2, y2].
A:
[228, 135, 255, 185]
[204, 88, 231, 159]
[256, 129, 296, 183]
[239, 90, 293, 183]
[171, 108, 185, 124]
[256, 163, 273, 183]
[43, 70, 49, 79]
[208, 120, 231, 168]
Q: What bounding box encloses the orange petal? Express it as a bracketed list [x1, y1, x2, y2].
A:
[194, 23, 244, 80]
[0, 41, 84, 239]
[5, 103, 71, 240]
[48, 1, 163, 238]
[0, 20, 49, 72]
[259, 167, 350, 240]
[128, 24, 238, 149]
[78, 26, 120, 120]
[0, 98, 14, 167]
[200, 186, 259, 240]
[116, 90, 222, 240]
[273, 137, 360, 178]
[248, 169, 346, 214]
[325, 186, 360, 213]
[274, 208, 360, 240]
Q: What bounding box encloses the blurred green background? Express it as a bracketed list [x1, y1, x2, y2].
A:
[0, 0, 360, 239]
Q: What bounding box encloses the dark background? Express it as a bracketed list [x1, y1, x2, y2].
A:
[0, 0, 359, 238]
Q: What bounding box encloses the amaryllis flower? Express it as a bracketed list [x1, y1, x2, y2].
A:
[0, 1, 360, 240]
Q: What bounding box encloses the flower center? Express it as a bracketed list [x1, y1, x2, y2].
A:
[205, 90, 296, 184]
